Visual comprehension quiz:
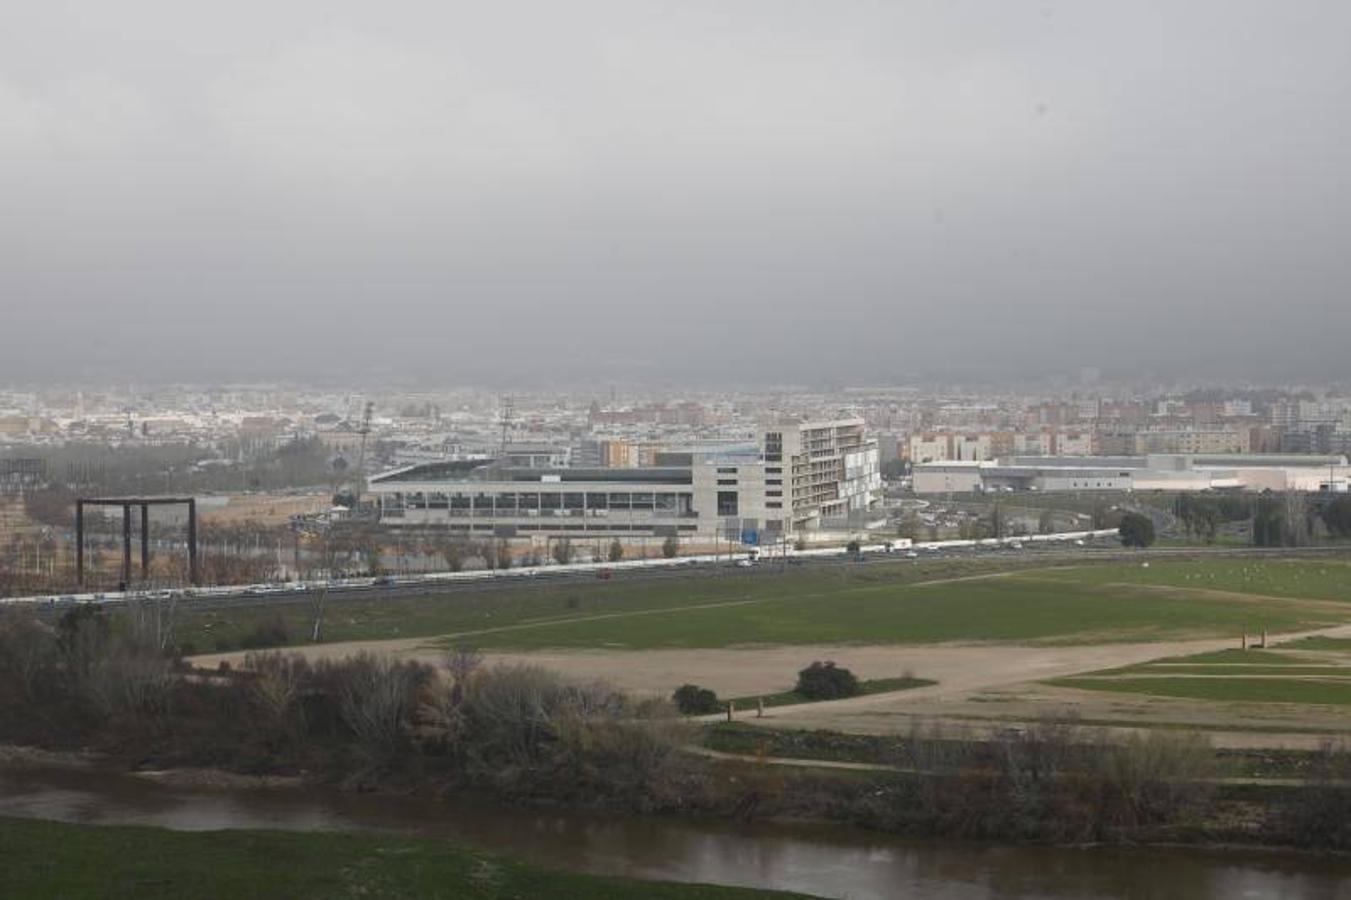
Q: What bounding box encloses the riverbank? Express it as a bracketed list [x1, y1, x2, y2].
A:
[6, 602, 1351, 857]
[0, 817, 808, 899]
[5, 764, 1351, 900]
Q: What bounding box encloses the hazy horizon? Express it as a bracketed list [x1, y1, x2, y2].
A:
[4, 1, 1350, 385]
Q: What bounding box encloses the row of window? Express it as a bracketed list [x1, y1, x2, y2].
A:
[390, 491, 692, 512]
[409, 523, 701, 533]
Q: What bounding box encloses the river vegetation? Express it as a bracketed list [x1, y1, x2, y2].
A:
[3, 604, 1351, 851]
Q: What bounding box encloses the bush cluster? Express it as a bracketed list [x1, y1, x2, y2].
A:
[795, 661, 859, 700]
[672, 684, 720, 715]
[0, 606, 693, 809]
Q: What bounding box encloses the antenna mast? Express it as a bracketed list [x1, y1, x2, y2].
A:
[498, 395, 515, 455]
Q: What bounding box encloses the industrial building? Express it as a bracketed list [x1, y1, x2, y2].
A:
[368, 417, 882, 542]
[912, 454, 1351, 495]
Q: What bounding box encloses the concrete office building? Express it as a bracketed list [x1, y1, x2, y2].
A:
[368, 417, 881, 543]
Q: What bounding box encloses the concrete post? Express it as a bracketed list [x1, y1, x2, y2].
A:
[726, 700, 735, 722]
[757, 698, 765, 718]
[75, 500, 84, 586]
[121, 503, 132, 590]
[140, 503, 150, 578]
[188, 498, 198, 586]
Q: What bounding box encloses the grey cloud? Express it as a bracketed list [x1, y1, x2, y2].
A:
[2, 1, 1349, 385]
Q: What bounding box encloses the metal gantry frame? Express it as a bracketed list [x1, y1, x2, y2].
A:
[76, 497, 198, 588]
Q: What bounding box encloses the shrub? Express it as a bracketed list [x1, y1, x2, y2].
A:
[1118, 512, 1156, 548]
[662, 535, 679, 558]
[795, 661, 859, 700]
[672, 684, 720, 715]
[451, 664, 690, 805]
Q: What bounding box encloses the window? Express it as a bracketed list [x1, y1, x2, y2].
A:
[766, 501, 782, 509]
[717, 467, 738, 474]
[766, 467, 782, 474]
[766, 489, 782, 497]
[764, 432, 783, 462]
[766, 478, 782, 485]
[717, 491, 739, 516]
[717, 478, 737, 486]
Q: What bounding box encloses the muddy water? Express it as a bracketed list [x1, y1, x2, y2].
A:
[2, 766, 1349, 899]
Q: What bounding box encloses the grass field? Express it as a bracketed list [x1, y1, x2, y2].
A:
[1050, 628, 1351, 707]
[175, 557, 1066, 651]
[1028, 559, 1351, 602]
[729, 676, 935, 710]
[1282, 636, 1351, 653]
[448, 569, 1347, 651]
[178, 556, 1351, 656]
[1049, 676, 1351, 706]
[0, 818, 807, 900]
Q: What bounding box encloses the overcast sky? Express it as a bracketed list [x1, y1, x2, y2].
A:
[3, 1, 1349, 386]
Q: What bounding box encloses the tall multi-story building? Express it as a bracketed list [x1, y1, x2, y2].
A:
[759, 416, 881, 533]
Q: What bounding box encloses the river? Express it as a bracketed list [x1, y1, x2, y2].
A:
[2, 766, 1349, 899]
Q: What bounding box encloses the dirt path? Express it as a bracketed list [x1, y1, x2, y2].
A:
[740, 624, 1351, 717]
[183, 569, 1351, 750]
[193, 624, 1351, 712]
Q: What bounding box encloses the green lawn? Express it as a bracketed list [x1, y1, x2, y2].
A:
[1280, 636, 1351, 653]
[1048, 642, 1351, 704]
[176, 555, 1351, 656]
[0, 818, 810, 900]
[452, 571, 1346, 650]
[1030, 559, 1351, 602]
[1081, 648, 1348, 678]
[1151, 648, 1309, 665]
[1049, 676, 1351, 706]
[179, 558, 1044, 653]
[729, 676, 935, 710]
[1128, 665, 1351, 677]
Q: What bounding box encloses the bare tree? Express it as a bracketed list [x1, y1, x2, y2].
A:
[309, 583, 329, 642]
[333, 652, 427, 756]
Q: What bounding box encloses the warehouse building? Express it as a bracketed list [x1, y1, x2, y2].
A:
[912, 454, 1350, 494]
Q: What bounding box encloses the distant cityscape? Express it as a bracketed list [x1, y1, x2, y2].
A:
[0, 380, 1345, 569]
